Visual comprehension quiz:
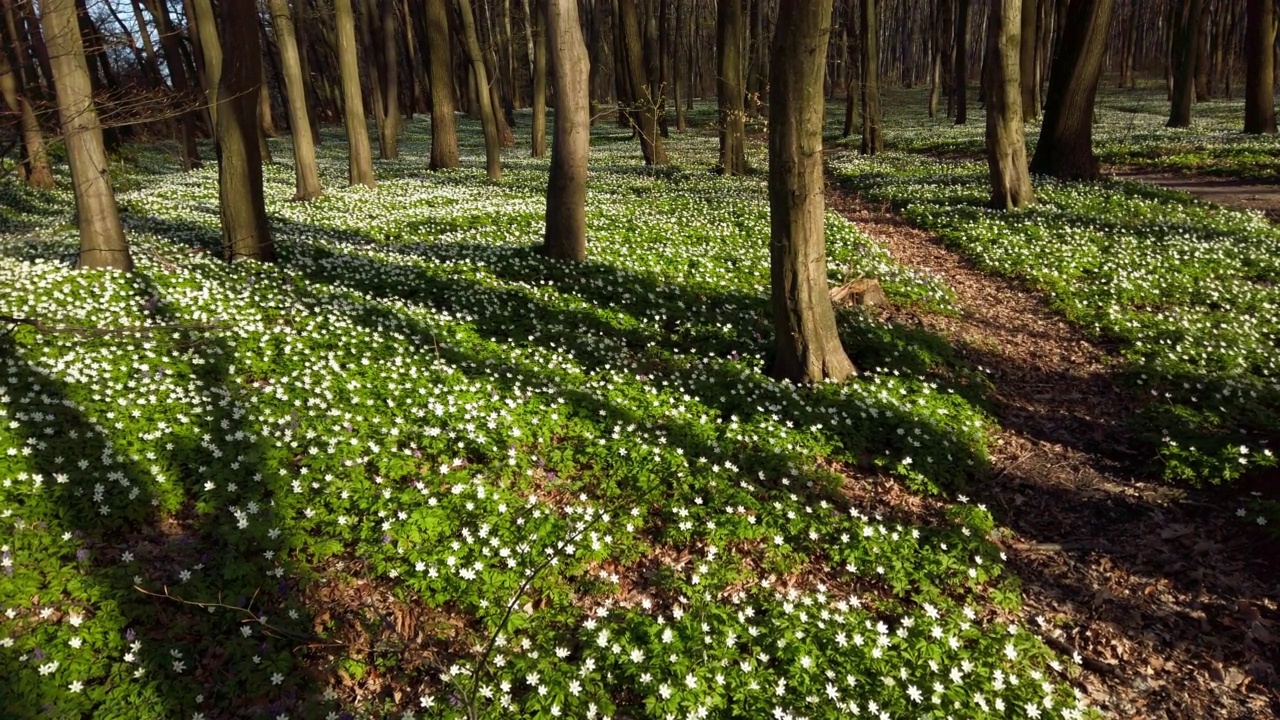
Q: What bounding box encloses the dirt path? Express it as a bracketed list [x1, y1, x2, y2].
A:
[1112, 170, 1280, 220]
[827, 189, 1280, 720]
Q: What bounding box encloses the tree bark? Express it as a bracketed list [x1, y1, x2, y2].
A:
[216, 0, 274, 262]
[187, 0, 222, 130]
[336, 0, 377, 185]
[953, 0, 970, 124]
[986, 0, 1034, 210]
[860, 0, 882, 154]
[268, 0, 323, 199]
[716, 0, 746, 174]
[618, 0, 666, 164]
[40, 0, 132, 270]
[373, 0, 401, 158]
[542, 0, 590, 262]
[531, 0, 548, 157]
[1029, 0, 1112, 180]
[139, 0, 202, 169]
[0, 0, 52, 189]
[1168, 0, 1201, 127]
[768, 0, 855, 384]
[457, 0, 503, 180]
[1019, 0, 1038, 118]
[424, 0, 459, 168]
[1244, 0, 1277, 133]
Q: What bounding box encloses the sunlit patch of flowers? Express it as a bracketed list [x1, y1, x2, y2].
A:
[0, 114, 1090, 718]
[868, 84, 1280, 183]
[831, 150, 1279, 485]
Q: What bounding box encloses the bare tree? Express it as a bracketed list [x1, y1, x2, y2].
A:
[0, 0, 52, 189]
[986, 0, 1034, 209]
[41, 0, 132, 270]
[542, 0, 590, 261]
[768, 0, 855, 383]
[268, 0, 323, 199]
[457, 0, 503, 180]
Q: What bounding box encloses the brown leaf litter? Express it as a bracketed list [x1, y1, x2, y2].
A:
[827, 185, 1280, 720]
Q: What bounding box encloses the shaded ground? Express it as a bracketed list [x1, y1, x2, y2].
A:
[1112, 170, 1280, 221]
[827, 184, 1280, 720]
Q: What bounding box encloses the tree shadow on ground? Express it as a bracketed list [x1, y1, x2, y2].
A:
[0, 276, 320, 718]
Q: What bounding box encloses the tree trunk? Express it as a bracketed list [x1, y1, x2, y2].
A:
[1019, 0, 1038, 118]
[1168, 0, 1201, 127]
[295, 0, 323, 145]
[618, 0, 666, 164]
[543, 0, 590, 262]
[376, 0, 401, 158]
[928, 0, 946, 118]
[139, 0, 202, 169]
[531, 0, 548, 157]
[187, 0, 222, 129]
[717, 0, 746, 174]
[1193, 0, 1209, 101]
[0, 0, 52, 189]
[1244, 0, 1277, 133]
[768, 0, 855, 384]
[673, 0, 686, 130]
[986, 0, 1034, 209]
[1030, 0, 1112, 180]
[954, 0, 970, 124]
[860, 0, 882, 154]
[457, 0, 503, 180]
[40, 0, 131, 270]
[335, 0, 376, 185]
[424, 0, 459, 168]
[216, 0, 274, 262]
[268, 0, 323, 199]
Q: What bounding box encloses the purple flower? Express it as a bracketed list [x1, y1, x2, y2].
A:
[125, 628, 136, 642]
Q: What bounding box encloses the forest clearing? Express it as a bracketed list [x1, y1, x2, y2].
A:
[0, 0, 1278, 718]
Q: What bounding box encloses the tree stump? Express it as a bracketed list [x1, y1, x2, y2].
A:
[830, 278, 887, 307]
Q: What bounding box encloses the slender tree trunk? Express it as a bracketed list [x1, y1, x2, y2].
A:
[768, 0, 855, 384]
[531, 0, 548, 157]
[618, 0, 666, 164]
[457, 0, 503, 179]
[268, 0, 323, 199]
[295, 0, 322, 145]
[1019, 0, 1038, 118]
[987, 0, 1034, 209]
[0, 0, 52, 189]
[717, 0, 746, 174]
[928, 0, 945, 117]
[543, 0, 590, 261]
[380, 0, 401, 158]
[187, 0, 222, 129]
[954, 0, 970, 124]
[1193, 0, 1209, 100]
[40, 0, 131, 270]
[1244, 0, 1277, 133]
[1168, 0, 1201, 127]
[1030, 0, 1113, 180]
[860, 0, 882, 154]
[216, 0, 274, 262]
[336, 0, 376, 185]
[424, 0, 459, 168]
[673, 0, 686, 130]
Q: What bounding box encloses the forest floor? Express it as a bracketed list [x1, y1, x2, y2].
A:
[827, 180, 1280, 720]
[1110, 169, 1280, 220]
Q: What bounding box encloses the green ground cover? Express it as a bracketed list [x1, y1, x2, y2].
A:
[830, 151, 1279, 484]
[867, 84, 1280, 182]
[0, 118, 1094, 719]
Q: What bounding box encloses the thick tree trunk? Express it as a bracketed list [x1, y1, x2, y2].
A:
[531, 0, 548, 157]
[1168, 0, 1201, 127]
[768, 0, 855, 384]
[1030, 0, 1112, 180]
[954, 0, 970, 124]
[986, 0, 1034, 210]
[336, 0, 377, 186]
[216, 0, 274, 262]
[1244, 0, 1277, 133]
[424, 0, 459, 168]
[40, 0, 131, 270]
[457, 0, 503, 180]
[0, 0, 52, 189]
[543, 0, 589, 262]
[716, 0, 745, 174]
[268, 0, 323, 199]
[859, 0, 882, 154]
[618, 0, 666, 164]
